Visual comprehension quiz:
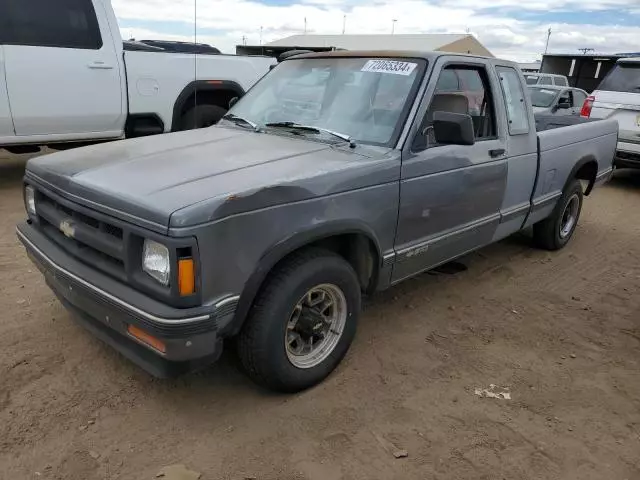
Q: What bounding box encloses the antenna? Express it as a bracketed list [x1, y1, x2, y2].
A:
[193, 0, 197, 128]
[544, 27, 551, 54]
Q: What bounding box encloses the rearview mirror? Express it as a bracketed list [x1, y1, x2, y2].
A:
[229, 97, 239, 108]
[432, 111, 475, 146]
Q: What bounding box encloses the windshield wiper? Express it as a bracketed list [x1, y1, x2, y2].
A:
[222, 113, 260, 131]
[265, 122, 356, 148]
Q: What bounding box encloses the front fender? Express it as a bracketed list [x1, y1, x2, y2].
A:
[225, 220, 383, 336]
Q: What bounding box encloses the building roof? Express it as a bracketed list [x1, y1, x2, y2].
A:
[266, 34, 470, 51]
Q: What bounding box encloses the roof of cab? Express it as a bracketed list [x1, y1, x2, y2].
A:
[285, 50, 496, 62]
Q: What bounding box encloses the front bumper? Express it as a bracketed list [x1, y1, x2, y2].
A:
[17, 222, 236, 378]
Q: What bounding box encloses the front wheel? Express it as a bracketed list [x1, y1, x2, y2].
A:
[237, 249, 361, 392]
[533, 179, 584, 250]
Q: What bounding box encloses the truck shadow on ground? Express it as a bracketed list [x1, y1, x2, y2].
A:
[609, 168, 640, 191]
[0, 154, 28, 189]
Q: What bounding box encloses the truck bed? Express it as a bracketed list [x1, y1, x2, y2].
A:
[534, 113, 597, 131]
[526, 118, 618, 226]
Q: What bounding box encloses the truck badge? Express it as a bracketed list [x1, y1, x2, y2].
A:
[59, 219, 75, 239]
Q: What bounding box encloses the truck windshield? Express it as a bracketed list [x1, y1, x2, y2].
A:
[598, 63, 640, 93]
[226, 57, 425, 146]
[528, 87, 559, 107]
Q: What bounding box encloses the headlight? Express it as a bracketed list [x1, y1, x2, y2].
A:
[142, 239, 170, 286]
[25, 185, 36, 216]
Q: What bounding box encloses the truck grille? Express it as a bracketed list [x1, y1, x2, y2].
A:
[36, 191, 127, 280]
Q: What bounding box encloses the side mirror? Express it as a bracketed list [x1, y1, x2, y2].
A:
[432, 111, 475, 146]
[229, 97, 239, 109]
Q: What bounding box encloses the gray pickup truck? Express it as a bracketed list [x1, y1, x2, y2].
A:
[17, 51, 617, 392]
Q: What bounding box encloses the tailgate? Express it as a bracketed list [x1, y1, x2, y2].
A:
[591, 91, 640, 136]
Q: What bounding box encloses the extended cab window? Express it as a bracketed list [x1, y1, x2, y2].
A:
[0, 0, 102, 50]
[496, 67, 530, 135]
[413, 65, 497, 151]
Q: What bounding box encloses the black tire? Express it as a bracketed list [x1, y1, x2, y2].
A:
[533, 179, 584, 250]
[178, 104, 226, 130]
[237, 248, 361, 393]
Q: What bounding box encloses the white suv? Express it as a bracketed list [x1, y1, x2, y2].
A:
[582, 58, 640, 169]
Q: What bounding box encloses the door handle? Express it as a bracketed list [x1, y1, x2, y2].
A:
[88, 61, 114, 70]
[489, 148, 506, 158]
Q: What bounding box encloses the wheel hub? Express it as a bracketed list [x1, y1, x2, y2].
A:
[560, 193, 580, 239]
[285, 284, 348, 369]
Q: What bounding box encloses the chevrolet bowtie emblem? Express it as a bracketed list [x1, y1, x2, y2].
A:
[59, 219, 76, 239]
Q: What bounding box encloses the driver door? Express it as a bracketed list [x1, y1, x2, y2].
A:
[392, 60, 508, 282]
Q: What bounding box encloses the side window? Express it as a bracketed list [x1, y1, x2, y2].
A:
[0, 0, 102, 50]
[413, 65, 497, 151]
[435, 70, 460, 92]
[539, 76, 553, 85]
[558, 90, 571, 105]
[496, 66, 530, 135]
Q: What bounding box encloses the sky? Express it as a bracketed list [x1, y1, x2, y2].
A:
[112, 0, 640, 62]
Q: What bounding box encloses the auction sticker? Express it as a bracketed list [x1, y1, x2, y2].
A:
[361, 59, 417, 76]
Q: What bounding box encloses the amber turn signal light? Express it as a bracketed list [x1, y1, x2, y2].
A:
[178, 258, 195, 296]
[127, 325, 166, 353]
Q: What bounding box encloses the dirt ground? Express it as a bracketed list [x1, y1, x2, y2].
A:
[1, 151, 639, 480]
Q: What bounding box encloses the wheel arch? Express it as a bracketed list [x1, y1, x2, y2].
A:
[569, 155, 598, 196]
[225, 222, 383, 337]
[171, 80, 245, 131]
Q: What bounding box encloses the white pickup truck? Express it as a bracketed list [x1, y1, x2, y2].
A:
[0, 0, 275, 153]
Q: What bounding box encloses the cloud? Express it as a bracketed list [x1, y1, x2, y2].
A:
[113, 0, 640, 61]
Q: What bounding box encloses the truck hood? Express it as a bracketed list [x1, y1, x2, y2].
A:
[26, 126, 396, 231]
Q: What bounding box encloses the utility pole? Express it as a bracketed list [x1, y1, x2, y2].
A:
[259, 26, 263, 45]
[342, 14, 346, 34]
[391, 19, 397, 35]
[544, 27, 551, 54]
[304, 17, 307, 34]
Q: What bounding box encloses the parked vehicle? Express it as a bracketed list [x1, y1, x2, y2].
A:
[137, 40, 221, 55]
[581, 57, 640, 168]
[0, 0, 274, 154]
[525, 73, 569, 87]
[17, 51, 617, 392]
[528, 85, 588, 116]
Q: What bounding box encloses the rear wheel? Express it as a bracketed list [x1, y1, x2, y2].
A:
[237, 249, 361, 392]
[178, 104, 226, 130]
[533, 179, 584, 250]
